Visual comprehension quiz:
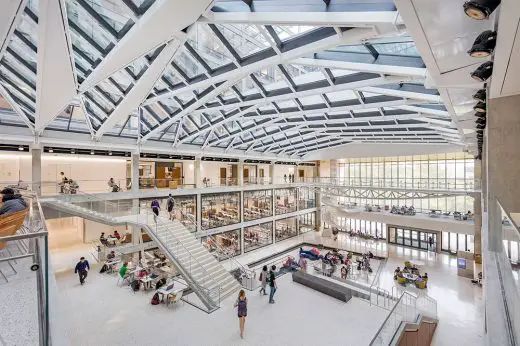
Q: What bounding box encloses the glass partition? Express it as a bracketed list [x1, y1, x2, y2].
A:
[244, 190, 272, 221]
[275, 216, 297, 242]
[336, 216, 387, 239]
[201, 192, 240, 230]
[299, 212, 316, 234]
[202, 229, 241, 260]
[440, 231, 475, 253]
[275, 188, 297, 215]
[388, 226, 438, 251]
[298, 187, 315, 210]
[244, 222, 273, 253]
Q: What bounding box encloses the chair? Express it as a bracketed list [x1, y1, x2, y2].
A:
[404, 261, 412, 269]
[168, 290, 184, 308]
[0, 208, 28, 249]
[415, 280, 427, 289]
[397, 276, 408, 285]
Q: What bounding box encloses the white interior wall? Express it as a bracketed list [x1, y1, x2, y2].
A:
[0, 154, 31, 182]
[182, 160, 195, 185]
[200, 162, 234, 184]
[320, 160, 331, 177]
[274, 165, 296, 182]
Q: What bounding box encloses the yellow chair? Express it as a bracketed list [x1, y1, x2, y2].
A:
[415, 280, 427, 289]
[397, 276, 407, 285]
[404, 261, 411, 268]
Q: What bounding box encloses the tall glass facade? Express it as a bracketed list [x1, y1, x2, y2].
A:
[335, 216, 387, 239]
[337, 152, 475, 213]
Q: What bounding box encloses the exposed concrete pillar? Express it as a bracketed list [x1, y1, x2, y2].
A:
[194, 159, 201, 188]
[314, 161, 322, 232]
[131, 153, 139, 193]
[31, 147, 42, 196]
[131, 198, 143, 260]
[487, 94, 520, 251]
[237, 161, 244, 186]
[269, 163, 275, 184]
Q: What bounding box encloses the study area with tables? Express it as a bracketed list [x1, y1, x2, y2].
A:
[201, 192, 240, 230]
[243, 190, 273, 221]
[275, 188, 297, 215]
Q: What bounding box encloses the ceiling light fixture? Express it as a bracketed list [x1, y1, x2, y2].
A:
[463, 0, 501, 20]
[473, 89, 486, 102]
[474, 102, 487, 113]
[90, 150, 95, 155]
[108, 151, 112, 156]
[474, 111, 486, 118]
[471, 61, 493, 82]
[18, 146, 24, 151]
[476, 123, 486, 130]
[49, 148, 54, 153]
[476, 118, 486, 125]
[468, 30, 497, 57]
[71, 149, 75, 154]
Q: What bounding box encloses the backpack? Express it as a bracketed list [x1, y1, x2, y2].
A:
[151, 293, 160, 305]
[99, 264, 108, 273]
[131, 280, 140, 291]
[155, 278, 166, 290]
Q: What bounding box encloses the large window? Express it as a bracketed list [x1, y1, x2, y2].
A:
[336, 216, 387, 239]
[201, 192, 240, 230]
[244, 190, 272, 221]
[275, 217, 297, 242]
[337, 153, 475, 213]
[441, 231, 475, 253]
[202, 229, 241, 260]
[275, 188, 297, 215]
[299, 212, 316, 234]
[388, 226, 438, 251]
[298, 188, 315, 210]
[244, 222, 273, 253]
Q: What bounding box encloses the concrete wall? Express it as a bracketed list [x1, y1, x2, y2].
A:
[487, 94, 520, 250]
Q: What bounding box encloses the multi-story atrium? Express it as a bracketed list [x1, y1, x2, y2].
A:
[0, 0, 518, 345]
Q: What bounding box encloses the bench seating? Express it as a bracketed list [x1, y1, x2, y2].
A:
[0, 208, 28, 249]
[292, 270, 353, 302]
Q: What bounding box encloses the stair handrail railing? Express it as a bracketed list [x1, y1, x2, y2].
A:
[178, 208, 256, 289]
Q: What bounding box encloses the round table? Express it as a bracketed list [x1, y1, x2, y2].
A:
[402, 273, 419, 281]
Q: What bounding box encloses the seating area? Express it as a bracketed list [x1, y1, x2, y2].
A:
[394, 261, 429, 289]
[0, 208, 28, 250]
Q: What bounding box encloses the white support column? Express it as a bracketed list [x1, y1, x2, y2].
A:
[240, 227, 244, 255]
[194, 159, 201, 188]
[314, 162, 322, 232]
[196, 193, 202, 232]
[269, 163, 275, 184]
[237, 161, 244, 186]
[131, 153, 139, 193]
[31, 146, 42, 196]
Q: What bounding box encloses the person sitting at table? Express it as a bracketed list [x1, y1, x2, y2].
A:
[422, 273, 428, 280]
[411, 265, 419, 275]
[119, 262, 129, 279]
[137, 269, 148, 279]
[394, 267, 401, 280]
[99, 232, 108, 246]
[106, 250, 116, 261]
[402, 267, 410, 274]
[113, 230, 121, 240]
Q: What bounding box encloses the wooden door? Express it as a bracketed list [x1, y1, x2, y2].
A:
[172, 167, 181, 186]
[244, 168, 249, 183]
[299, 169, 305, 178]
[156, 167, 167, 187]
[259, 169, 264, 177]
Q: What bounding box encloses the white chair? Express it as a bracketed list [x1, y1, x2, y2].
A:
[168, 290, 184, 308]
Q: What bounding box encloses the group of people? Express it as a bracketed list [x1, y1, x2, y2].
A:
[58, 172, 79, 194]
[283, 174, 296, 183]
[394, 263, 429, 288]
[99, 230, 121, 247]
[150, 194, 176, 221]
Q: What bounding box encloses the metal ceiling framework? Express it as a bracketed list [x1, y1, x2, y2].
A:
[0, 0, 466, 160]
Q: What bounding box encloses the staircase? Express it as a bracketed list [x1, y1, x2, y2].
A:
[43, 198, 241, 312]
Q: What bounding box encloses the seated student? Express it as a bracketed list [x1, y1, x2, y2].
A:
[422, 272, 428, 280]
[402, 267, 410, 274]
[411, 265, 420, 275]
[0, 188, 27, 216]
[119, 262, 129, 278]
[394, 267, 401, 280]
[113, 230, 121, 240]
[340, 265, 348, 279]
[106, 251, 116, 261]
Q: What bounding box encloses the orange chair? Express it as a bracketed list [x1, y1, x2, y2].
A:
[0, 208, 28, 249]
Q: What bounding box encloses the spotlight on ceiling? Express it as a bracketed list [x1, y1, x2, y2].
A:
[471, 61, 493, 82]
[49, 148, 54, 153]
[475, 111, 486, 118]
[476, 123, 486, 130]
[90, 150, 95, 155]
[473, 89, 487, 102]
[18, 145, 24, 151]
[476, 118, 487, 125]
[468, 30, 497, 57]
[108, 151, 112, 156]
[71, 149, 75, 154]
[474, 102, 487, 113]
[463, 0, 501, 20]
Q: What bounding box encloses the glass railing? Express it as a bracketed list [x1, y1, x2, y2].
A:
[369, 291, 419, 345]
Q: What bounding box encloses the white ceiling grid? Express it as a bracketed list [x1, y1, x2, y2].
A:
[0, 0, 465, 159]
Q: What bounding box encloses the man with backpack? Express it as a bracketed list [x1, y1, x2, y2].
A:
[268, 265, 277, 304]
[74, 257, 90, 285]
[167, 194, 175, 220]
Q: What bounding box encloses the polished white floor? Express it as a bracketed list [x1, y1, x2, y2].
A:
[56, 269, 387, 346]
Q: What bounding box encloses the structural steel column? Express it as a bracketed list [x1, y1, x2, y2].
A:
[31, 147, 42, 196]
[131, 152, 139, 193]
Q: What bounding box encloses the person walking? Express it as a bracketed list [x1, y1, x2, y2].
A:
[259, 265, 268, 295]
[284, 174, 287, 183]
[74, 257, 90, 285]
[268, 265, 277, 304]
[428, 236, 434, 250]
[151, 199, 160, 221]
[167, 194, 175, 220]
[234, 290, 248, 338]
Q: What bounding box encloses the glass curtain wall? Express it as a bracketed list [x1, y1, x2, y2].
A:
[244, 222, 273, 253]
[335, 216, 387, 239]
[275, 188, 297, 215]
[244, 190, 272, 221]
[275, 217, 297, 242]
[298, 188, 316, 210]
[337, 152, 475, 214]
[202, 229, 241, 259]
[201, 192, 240, 230]
[441, 231, 475, 253]
[503, 240, 520, 265]
[299, 212, 316, 234]
[388, 226, 439, 251]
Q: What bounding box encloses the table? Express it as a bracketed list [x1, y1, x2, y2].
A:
[402, 273, 418, 281]
[139, 276, 154, 290]
[157, 286, 182, 305]
[105, 259, 121, 274]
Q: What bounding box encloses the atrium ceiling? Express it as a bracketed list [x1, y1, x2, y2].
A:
[0, 0, 469, 160]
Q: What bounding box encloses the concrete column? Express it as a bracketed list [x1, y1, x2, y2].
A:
[131, 198, 143, 260]
[314, 161, 322, 232]
[269, 163, 275, 184]
[31, 147, 42, 196]
[237, 161, 244, 186]
[194, 159, 201, 188]
[131, 153, 139, 193]
[330, 159, 337, 178]
[487, 94, 520, 251]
